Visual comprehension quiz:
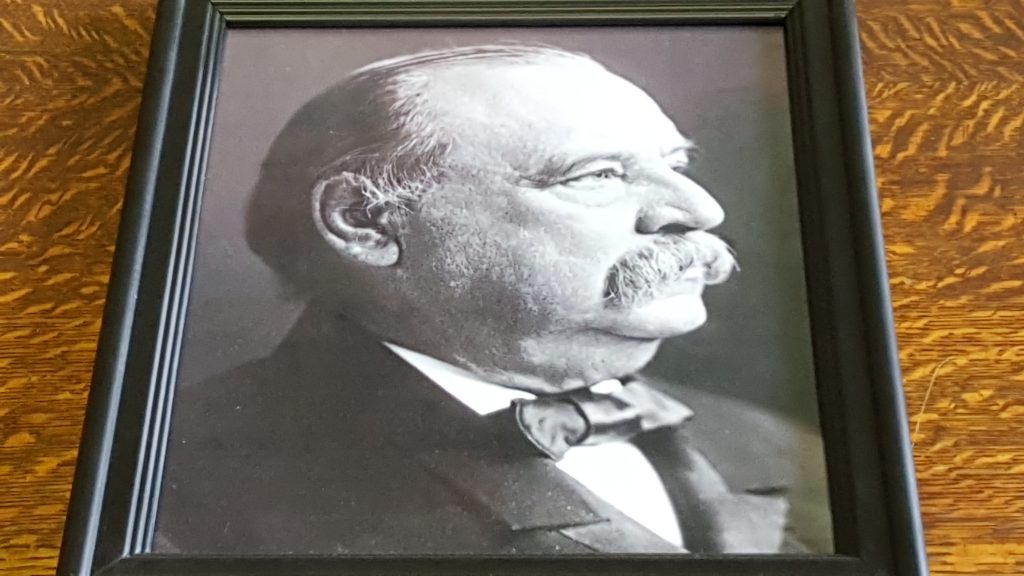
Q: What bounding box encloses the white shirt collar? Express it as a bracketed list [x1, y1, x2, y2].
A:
[383, 342, 630, 415]
[383, 342, 535, 415]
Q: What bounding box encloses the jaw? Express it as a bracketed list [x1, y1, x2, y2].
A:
[506, 329, 664, 392]
[474, 294, 706, 392]
[588, 294, 709, 340]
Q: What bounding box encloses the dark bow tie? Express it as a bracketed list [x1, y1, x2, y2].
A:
[511, 379, 694, 460]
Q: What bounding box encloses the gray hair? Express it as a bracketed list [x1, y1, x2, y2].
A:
[246, 44, 597, 297]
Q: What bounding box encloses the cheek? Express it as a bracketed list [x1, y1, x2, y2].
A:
[407, 195, 521, 297]
[410, 186, 641, 311]
[500, 206, 640, 309]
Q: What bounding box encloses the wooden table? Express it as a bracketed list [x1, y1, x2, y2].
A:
[1, 1, 1021, 574]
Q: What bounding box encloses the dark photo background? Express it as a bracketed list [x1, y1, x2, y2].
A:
[176, 27, 819, 429]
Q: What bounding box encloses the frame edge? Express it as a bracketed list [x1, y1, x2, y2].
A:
[828, 0, 928, 574]
[56, 0, 188, 574]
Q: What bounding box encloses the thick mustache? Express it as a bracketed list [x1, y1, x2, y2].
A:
[604, 231, 737, 307]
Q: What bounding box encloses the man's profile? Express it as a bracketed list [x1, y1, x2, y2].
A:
[156, 44, 831, 555]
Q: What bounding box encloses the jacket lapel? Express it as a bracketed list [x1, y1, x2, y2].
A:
[633, 426, 789, 553]
[416, 447, 684, 553]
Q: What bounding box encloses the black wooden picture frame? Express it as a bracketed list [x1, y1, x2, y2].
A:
[58, 1, 927, 575]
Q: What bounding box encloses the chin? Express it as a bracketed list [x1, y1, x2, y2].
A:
[517, 329, 663, 391]
[605, 294, 709, 340]
[595, 340, 663, 379]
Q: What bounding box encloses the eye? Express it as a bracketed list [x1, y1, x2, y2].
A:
[667, 146, 697, 175]
[562, 166, 625, 185]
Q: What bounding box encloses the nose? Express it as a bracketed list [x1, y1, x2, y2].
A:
[635, 175, 725, 234]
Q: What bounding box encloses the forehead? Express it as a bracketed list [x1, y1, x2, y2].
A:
[419, 59, 686, 165]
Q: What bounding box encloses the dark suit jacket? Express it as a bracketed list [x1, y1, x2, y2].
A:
[155, 307, 832, 554]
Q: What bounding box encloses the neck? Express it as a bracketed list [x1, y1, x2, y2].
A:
[314, 299, 663, 394]
[383, 330, 662, 395]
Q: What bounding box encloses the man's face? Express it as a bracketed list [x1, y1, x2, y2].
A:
[387, 59, 733, 390]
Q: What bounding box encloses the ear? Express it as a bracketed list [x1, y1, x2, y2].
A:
[311, 172, 401, 267]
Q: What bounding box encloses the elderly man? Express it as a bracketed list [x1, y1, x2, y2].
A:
[157, 45, 830, 555]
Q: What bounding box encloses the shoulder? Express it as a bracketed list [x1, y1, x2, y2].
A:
[157, 350, 400, 552]
[170, 356, 290, 449]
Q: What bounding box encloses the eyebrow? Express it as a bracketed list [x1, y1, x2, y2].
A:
[663, 139, 696, 159]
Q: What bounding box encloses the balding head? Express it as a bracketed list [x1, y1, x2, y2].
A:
[247, 44, 599, 297]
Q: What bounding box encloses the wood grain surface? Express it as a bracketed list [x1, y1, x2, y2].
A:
[0, 1, 1021, 574]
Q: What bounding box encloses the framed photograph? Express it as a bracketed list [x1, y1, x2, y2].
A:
[59, 1, 927, 575]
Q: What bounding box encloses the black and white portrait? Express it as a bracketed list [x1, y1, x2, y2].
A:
[155, 27, 832, 555]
